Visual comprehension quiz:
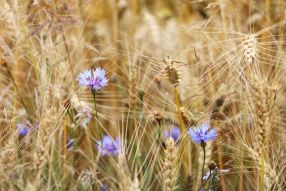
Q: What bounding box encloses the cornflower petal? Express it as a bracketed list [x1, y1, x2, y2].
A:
[189, 129, 202, 144]
[205, 128, 217, 142]
[165, 126, 181, 142]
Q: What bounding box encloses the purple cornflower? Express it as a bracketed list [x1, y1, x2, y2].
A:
[100, 184, 109, 191]
[188, 123, 217, 145]
[165, 126, 181, 142]
[66, 137, 74, 149]
[78, 68, 108, 91]
[16, 123, 31, 136]
[96, 135, 121, 157]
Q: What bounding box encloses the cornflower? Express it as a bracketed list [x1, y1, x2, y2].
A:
[188, 123, 217, 146]
[78, 68, 108, 91]
[165, 126, 181, 142]
[16, 122, 31, 136]
[96, 135, 121, 157]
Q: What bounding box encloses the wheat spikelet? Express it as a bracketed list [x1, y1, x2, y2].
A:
[152, 110, 164, 124]
[161, 137, 179, 191]
[33, 129, 49, 170]
[131, 176, 140, 191]
[0, 133, 17, 179]
[243, 34, 257, 64]
[248, 78, 280, 190]
[128, 71, 138, 109]
[33, 108, 58, 170]
[250, 78, 276, 155]
[164, 57, 181, 86]
[245, 145, 282, 190]
[117, 153, 140, 191]
[78, 168, 97, 190]
[180, 107, 197, 127]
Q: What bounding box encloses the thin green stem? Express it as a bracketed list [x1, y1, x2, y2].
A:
[201, 144, 206, 188]
[92, 90, 103, 142]
[202, 169, 212, 188]
[207, 172, 216, 191]
[67, 109, 77, 126]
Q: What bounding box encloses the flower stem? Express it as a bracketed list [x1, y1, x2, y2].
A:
[204, 170, 212, 186]
[92, 90, 103, 142]
[207, 172, 216, 191]
[201, 144, 206, 188]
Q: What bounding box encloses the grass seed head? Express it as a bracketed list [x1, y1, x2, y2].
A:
[243, 34, 257, 64]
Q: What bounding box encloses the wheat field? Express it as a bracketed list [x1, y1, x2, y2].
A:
[0, 0, 286, 190]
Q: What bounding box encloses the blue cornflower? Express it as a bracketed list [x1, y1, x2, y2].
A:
[100, 184, 109, 191]
[78, 68, 108, 91]
[96, 135, 121, 157]
[165, 126, 181, 142]
[66, 137, 74, 149]
[188, 123, 217, 145]
[16, 123, 31, 136]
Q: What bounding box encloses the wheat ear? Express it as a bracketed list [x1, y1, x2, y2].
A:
[251, 78, 277, 155]
[161, 137, 179, 191]
[243, 34, 257, 64]
[250, 78, 278, 190]
[245, 145, 282, 190]
[117, 153, 140, 191]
